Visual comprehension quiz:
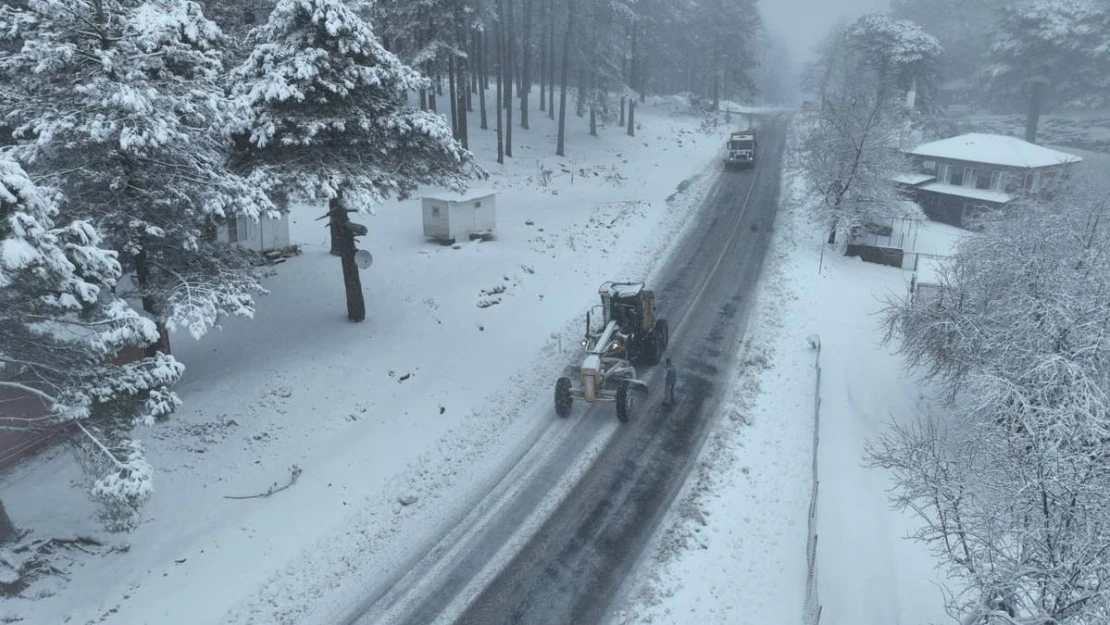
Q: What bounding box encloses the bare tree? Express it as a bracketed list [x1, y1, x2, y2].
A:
[874, 176, 1110, 625]
[797, 28, 919, 247]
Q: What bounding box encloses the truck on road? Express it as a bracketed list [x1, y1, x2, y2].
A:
[725, 130, 756, 169]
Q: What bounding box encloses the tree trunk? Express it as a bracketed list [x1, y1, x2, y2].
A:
[420, 88, 428, 111]
[556, 0, 575, 156]
[1025, 81, 1046, 144]
[548, 0, 555, 120]
[539, 0, 546, 113]
[495, 10, 505, 164]
[503, 0, 513, 111]
[448, 56, 459, 138]
[134, 251, 172, 356]
[589, 105, 597, 136]
[0, 498, 20, 545]
[576, 66, 586, 117]
[520, 0, 533, 129]
[329, 197, 365, 323]
[711, 34, 721, 111]
[456, 53, 470, 149]
[504, 0, 514, 158]
[453, 1, 469, 149]
[630, 22, 638, 97]
[428, 76, 438, 112]
[620, 97, 625, 127]
[627, 99, 635, 136]
[478, 29, 489, 131]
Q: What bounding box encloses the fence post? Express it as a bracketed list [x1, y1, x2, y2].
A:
[803, 335, 823, 625]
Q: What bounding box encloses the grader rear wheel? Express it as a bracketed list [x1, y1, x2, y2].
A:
[555, 377, 573, 418]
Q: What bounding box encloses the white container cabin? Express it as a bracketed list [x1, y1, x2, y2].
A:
[421, 190, 497, 243]
[217, 213, 291, 253]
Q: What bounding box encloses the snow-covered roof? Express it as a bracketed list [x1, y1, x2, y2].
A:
[891, 173, 935, 186]
[423, 189, 496, 203]
[910, 133, 1082, 169]
[917, 182, 1015, 204]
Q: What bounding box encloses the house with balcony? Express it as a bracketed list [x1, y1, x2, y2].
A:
[896, 133, 1082, 227]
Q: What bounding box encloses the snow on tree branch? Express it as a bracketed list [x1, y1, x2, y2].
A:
[876, 174, 1110, 625]
[1, 154, 183, 531]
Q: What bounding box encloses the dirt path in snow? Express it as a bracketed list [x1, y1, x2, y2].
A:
[342, 114, 790, 625]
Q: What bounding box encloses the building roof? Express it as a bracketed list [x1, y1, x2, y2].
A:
[918, 182, 1015, 204]
[891, 173, 936, 186]
[910, 133, 1083, 169]
[423, 189, 496, 203]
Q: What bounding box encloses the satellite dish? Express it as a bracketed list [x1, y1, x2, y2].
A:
[355, 249, 373, 269]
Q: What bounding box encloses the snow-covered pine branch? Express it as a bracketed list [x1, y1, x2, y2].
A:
[0, 0, 277, 347]
[0, 156, 183, 536]
[231, 0, 475, 210]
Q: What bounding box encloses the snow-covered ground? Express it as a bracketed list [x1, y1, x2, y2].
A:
[0, 98, 733, 625]
[610, 123, 955, 625]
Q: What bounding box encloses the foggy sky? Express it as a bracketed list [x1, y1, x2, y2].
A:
[762, 0, 891, 62]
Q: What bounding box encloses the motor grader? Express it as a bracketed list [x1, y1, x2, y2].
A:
[554, 282, 670, 422]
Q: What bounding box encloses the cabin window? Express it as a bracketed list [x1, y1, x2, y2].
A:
[922, 160, 936, 172]
[990, 171, 1004, 191]
[938, 163, 953, 184]
[962, 168, 977, 188]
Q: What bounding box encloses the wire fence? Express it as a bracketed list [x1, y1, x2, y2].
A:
[803, 336, 823, 625]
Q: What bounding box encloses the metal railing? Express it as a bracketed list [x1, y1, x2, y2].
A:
[803, 335, 823, 625]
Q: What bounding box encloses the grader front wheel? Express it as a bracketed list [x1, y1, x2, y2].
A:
[616, 380, 633, 423]
[555, 377, 573, 418]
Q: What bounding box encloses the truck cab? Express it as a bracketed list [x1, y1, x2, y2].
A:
[725, 130, 756, 169]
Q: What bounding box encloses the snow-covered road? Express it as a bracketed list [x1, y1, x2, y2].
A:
[339, 114, 790, 625]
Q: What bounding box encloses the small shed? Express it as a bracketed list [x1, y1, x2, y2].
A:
[217, 212, 291, 253]
[422, 189, 496, 243]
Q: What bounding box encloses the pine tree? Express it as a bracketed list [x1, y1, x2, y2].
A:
[985, 0, 1110, 143]
[231, 0, 474, 322]
[0, 155, 184, 534]
[0, 0, 275, 353]
[846, 12, 943, 111]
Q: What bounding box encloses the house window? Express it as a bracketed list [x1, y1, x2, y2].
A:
[963, 168, 977, 188]
[990, 171, 1004, 191]
[949, 166, 964, 186]
[1023, 171, 1041, 192]
[938, 163, 953, 184]
[975, 171, 992, 190]
[923, 160, 936, 172]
